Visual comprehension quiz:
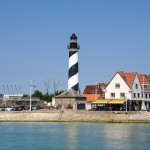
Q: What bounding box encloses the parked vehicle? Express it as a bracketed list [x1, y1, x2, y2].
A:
[24, 106, 30, 110]
[0, 106, 6, 111]
[16, 105, 24, 111]
[65, 104, 73, 109]
[5, 106, 14, 111]
[31, 105, 40, 110]
[12, 106, 19, 111]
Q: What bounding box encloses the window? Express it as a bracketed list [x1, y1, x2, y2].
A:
[135, 84, 138, 89]
[120, 93, 125, 98]
[145, 93, 147, 99]
[138, 93, 140, 98]
[133, 93, 136, 98]
[58, 100, 62, 105]
[111, 93, 115, 98]
[68, 100, 71, 105]
[149, 94, 150, 99]
[115, 83, 120, 89]
[142, 93, 143, 98]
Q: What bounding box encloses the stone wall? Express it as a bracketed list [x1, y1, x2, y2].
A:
[0, 110, 150, 122]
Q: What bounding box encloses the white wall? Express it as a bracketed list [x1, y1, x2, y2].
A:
[105, 73, 131, 99]
[52, 97, 55, 106]
[131, 74, 142, 100]
[86, 102, 92, 110]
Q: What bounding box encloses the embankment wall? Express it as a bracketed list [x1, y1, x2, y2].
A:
[0, 110, 150, 122]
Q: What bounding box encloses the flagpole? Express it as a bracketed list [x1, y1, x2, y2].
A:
[29, 79, 32, 112]
[29, 79, 36, 112]
[142, 75, 145, 111]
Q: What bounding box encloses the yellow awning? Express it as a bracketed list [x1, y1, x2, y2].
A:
[108, 99, 126, 104]
[92, 99, 110, 104]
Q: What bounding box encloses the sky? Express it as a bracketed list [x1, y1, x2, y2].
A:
[0, 0, 150, 95]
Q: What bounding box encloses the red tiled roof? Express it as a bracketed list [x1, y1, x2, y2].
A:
[118, 71, 136, 88]
[138, 74, 150, 85]
[83, 94, 101, 102]
[145, 75, 150, 83]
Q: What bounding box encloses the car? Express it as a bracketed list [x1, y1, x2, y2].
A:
[12, 106, 19, 111]
[5, 106, 14, 111]
[24, 106, 30, 110]
[31, 105, 41, 110]
[65, 104, 73, 109]
[16, 105, 24, 111]
[0, 106, 6, 111]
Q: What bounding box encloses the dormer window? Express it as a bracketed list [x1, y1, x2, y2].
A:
[135, 84, 138, 89]
[115, 83, 120, 89]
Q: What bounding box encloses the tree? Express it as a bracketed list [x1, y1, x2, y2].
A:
[53, 79, 65, 95]
[44, 79, 50, 95]
[54, 90, 64, 96]
[32, 90, 43, 100]
[31, 88, 65, 102]
[43, 94, 53, 102]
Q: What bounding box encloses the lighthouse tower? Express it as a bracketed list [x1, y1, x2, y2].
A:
[67, 33, 80, 91]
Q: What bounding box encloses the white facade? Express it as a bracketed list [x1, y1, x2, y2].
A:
[86, 102, 92, 110]
[105, 73, 131, 100]
[3, 94, 23, 100]
[131, 75, 142, 101]
[105, 73, 143, 101]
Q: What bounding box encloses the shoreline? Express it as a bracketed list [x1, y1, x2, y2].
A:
[0, 110, 150, 123]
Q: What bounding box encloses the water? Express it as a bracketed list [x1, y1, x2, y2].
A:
[0, 123, 150, 150]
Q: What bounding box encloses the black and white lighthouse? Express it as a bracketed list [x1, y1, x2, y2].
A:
[67, 33, 80, 91]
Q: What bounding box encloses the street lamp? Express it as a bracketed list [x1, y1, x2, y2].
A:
[29, 79, 36, 111]
[125, 93, 127, 112]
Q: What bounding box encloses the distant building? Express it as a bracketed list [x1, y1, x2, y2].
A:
[54, 88, 86, 110]
[104, 71, 150, 111]
[0, 93, 4, 100]
[83, 83, 107, 110]
[138, 74, 150, 110]
[0, 94, 43, 107]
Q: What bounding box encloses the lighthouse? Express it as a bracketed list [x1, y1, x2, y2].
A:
[67, 33, 80, 91]
[54, 34, 85, 110]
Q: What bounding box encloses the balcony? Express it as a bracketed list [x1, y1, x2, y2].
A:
[67, 44, 80, 49]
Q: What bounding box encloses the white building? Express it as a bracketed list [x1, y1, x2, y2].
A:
[105, 71, 150, 111]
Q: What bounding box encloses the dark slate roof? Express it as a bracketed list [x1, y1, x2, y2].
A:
[55, 88, 85, 98]
[70, 33, 77, 40]
[83, 84, 107, 94]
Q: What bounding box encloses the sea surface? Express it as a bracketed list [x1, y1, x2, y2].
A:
[0, 122, 150, 150]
